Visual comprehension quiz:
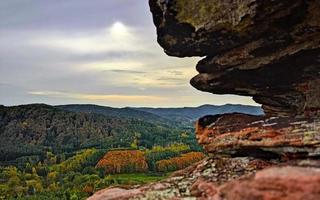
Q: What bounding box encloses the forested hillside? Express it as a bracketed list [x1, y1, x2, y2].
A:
[57, 104, 263, 127]
[0, 104, 197, 164]
[56, 104, 174, 126]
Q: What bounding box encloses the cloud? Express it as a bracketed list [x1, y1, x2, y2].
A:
[168, 70, 184, 76]
[108, 69, 146, 74]
[28, 90, 166, 102]
[0, 0, 151, 31]
[157, 77, 185, 81]
[29, 22, 144, 55]
[0, 1, 259, 107]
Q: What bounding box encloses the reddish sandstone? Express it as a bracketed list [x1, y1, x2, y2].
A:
[196, 113, 320, 157]
[218, 166, 320, 200]
[87, 188, 143, 200]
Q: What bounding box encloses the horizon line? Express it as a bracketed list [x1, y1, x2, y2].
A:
[1, 102, 262, 109]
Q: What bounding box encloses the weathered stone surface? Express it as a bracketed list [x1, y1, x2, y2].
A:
[87, 188, 143, 200]
[196, 113, 320, 157]
[150, 0, 318, 57]
[88, 157, 320, 199]
[216, 166, 320, 200]
[191, 50, 320, 117]
[149, 0, 320, 117]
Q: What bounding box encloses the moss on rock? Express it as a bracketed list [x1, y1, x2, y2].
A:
[174, 0, 254, 32]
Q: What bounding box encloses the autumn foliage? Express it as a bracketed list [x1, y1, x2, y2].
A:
[96, 150, 148, 174]
[145, 143, 190, 171]
[156, 152, 205, 172]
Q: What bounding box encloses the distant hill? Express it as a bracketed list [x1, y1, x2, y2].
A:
[133, 104, 263, 126]
[0, 104, 186, 162]
[56, 104, 173, 126]
[57, 104, 263, 127]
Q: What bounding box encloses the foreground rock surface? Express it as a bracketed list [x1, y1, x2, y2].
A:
[88, 159, 320, 200]
[88, 156, 274, 199]
[217, 166, 320, 200]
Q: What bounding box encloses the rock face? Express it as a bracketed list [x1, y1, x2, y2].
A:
[150, 0, 320, 117]
[216, 166, 320, 200]
[88, 188, 143, 200]
[89, 1, 320, 199]
[196, 113, 320, 157]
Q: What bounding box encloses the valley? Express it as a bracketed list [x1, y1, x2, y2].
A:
[0, 103, 261, 199]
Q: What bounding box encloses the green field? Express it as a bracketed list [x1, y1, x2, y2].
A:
[104, 173, 170, 186]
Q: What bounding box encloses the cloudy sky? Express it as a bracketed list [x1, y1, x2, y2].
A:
[0, 0, 257, 107]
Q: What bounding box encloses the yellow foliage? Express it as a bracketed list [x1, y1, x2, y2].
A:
[156, 152, 205, 172]
[147, 143, 190, 154]
[47, 171, 58, 183]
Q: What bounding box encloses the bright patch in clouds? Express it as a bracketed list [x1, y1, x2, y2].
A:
[86, 60, 146, 71]
[28, 91, 166, 103]
[31, 22, 142, 54]
[110, 22, 131, 40]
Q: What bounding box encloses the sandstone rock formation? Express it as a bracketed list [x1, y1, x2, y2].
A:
[196, 113, 320, 157]
[150, 0, 320, 117]
[89, 0, 320, 199]
[212, 166, 320, 200]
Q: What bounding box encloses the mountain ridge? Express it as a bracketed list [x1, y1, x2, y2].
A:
[57, 103, 263, 126]
[132, 104, 263, 125]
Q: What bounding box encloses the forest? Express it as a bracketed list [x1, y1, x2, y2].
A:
[0, 104, 204, 199]
[0, 146, 204, 199]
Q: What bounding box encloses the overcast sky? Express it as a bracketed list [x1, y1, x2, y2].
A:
[0, 0, 257, 107]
